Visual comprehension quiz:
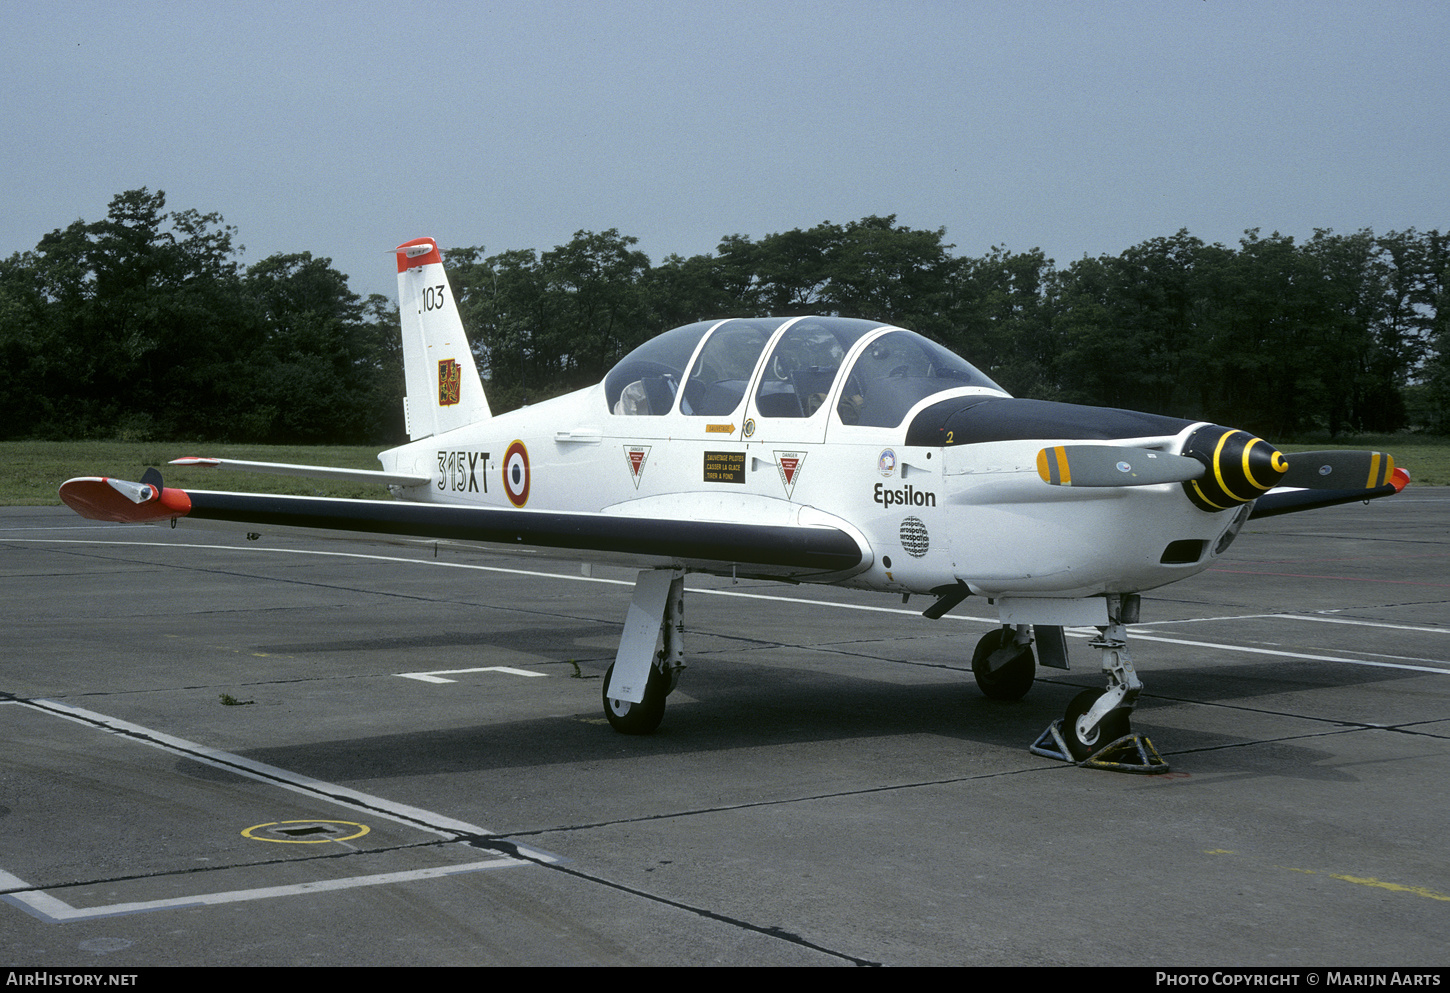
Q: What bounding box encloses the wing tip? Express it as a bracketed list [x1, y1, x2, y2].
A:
[59, 476, 192, 523]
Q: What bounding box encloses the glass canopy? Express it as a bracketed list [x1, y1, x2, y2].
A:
[604, 316, 1004, 427]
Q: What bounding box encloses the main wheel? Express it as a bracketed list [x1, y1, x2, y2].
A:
[971, 628, 1036, 701]
[1062, 688, 1130, 761]
[602, 661, 668, 735]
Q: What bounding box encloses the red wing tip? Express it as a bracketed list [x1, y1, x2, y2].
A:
[1391, 466, 1410, 492]
[169, 457, 219, 466]
[59, 477, 192, 523]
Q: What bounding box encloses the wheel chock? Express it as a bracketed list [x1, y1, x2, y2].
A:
[1029, 721, 1171, 774]
[1082, 733, 1170, 774]
[1030, 720, 1073, 762]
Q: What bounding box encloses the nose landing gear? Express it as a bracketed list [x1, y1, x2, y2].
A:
[1029, 595, 1170, 773]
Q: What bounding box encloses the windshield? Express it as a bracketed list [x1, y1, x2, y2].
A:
[604, 317, 1003, 423]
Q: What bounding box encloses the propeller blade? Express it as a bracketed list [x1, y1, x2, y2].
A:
[1036, 446, 1205, 487]
[1279, 451, 1396, 491]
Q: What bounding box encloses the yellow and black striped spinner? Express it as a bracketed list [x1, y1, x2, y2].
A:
[1181, 427, 1288, 512]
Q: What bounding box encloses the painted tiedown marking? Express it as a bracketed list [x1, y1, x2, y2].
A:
[7, 537, 1448, 675]
[0, 697, 559, 922]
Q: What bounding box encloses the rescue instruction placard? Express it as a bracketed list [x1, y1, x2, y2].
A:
[704, 451, 746, 483]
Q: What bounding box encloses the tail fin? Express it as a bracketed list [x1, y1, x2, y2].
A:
[395, 237, 491, 440]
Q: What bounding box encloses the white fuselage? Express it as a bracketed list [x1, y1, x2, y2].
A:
[379, 380, 1240, 601]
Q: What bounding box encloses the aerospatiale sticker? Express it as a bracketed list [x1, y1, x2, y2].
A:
[624, 445, 651, 489]
[775, 450, 806, 498]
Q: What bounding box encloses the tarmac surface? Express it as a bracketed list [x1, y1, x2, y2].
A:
[2, 492, 1448, 967]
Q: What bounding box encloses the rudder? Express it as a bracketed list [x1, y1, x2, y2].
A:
[396, 237, 491, 440]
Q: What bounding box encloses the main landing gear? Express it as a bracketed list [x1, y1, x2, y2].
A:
[971, 625, 1037, 701]
[602, 570, 685, 735]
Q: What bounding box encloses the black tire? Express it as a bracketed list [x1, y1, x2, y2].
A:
[971, 628, 1036, 701]
[602, 661, 668, 735]
[1062, 688, 1130, 761]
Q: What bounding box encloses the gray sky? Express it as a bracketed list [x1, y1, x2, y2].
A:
[5, 0, 1447, 301]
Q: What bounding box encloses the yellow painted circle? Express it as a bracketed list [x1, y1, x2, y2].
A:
[241, 820, 371, 844]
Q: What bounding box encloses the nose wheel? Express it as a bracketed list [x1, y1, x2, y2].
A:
[1061, 688, 1130, 761]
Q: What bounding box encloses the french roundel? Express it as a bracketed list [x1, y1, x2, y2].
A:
[503, 440, 530, 507]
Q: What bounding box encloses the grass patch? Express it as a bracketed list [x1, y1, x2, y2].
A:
[1279, 434, 1450, 486]
[2, 440, 391, 505]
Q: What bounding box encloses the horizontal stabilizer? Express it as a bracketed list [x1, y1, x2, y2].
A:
[1036, 446, 1204, 487]
[169, 457, 428, 488]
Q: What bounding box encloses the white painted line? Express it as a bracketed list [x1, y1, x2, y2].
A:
[1, 699, 562, 923]
[1126, 633, 1450, 675]
[1135, 612, 1449, 636]
[10, 538, 1445, 674]
[2, 537, 637, 585]
[397, 665, 547, 683]
[1276, 614, 1449, 636]
[699, 585, 995, 622]
[26, 698, 511, 837]
[4, 536, 999, 620]
[2, 858, 527, 923]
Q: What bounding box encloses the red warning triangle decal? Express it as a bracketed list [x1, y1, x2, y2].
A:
[623, 445, 651, 489]
[774, 450, 806, 498]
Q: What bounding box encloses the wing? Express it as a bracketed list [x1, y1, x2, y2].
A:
[57, 474, 866, 580]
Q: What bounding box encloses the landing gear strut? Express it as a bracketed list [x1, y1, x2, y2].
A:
[1030, 594, 1169, 773]
[602, 570, 684, 735]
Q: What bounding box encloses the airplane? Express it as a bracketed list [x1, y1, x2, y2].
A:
[59, 236, 1410, 771]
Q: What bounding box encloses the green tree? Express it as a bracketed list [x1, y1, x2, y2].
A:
[540, 229, 652, 385]
[945, 246, 1060, 398]
[1055, 231, 1217, 415]
[242, 252, 396, 443]
[821, 216, 956, 336]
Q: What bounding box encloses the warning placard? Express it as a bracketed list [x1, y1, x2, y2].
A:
[703, 451, 746, 484]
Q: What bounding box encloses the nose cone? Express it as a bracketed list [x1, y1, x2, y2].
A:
[1181, 426, 1287, 511]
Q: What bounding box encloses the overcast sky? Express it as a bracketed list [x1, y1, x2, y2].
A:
[4, 0, 1446, 301]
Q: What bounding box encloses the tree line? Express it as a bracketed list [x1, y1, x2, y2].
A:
[0, 189, 401, 443]
[2, 189, 1445, 444]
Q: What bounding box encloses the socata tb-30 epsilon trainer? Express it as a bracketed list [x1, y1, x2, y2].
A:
[61, 237, 1408, 770]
